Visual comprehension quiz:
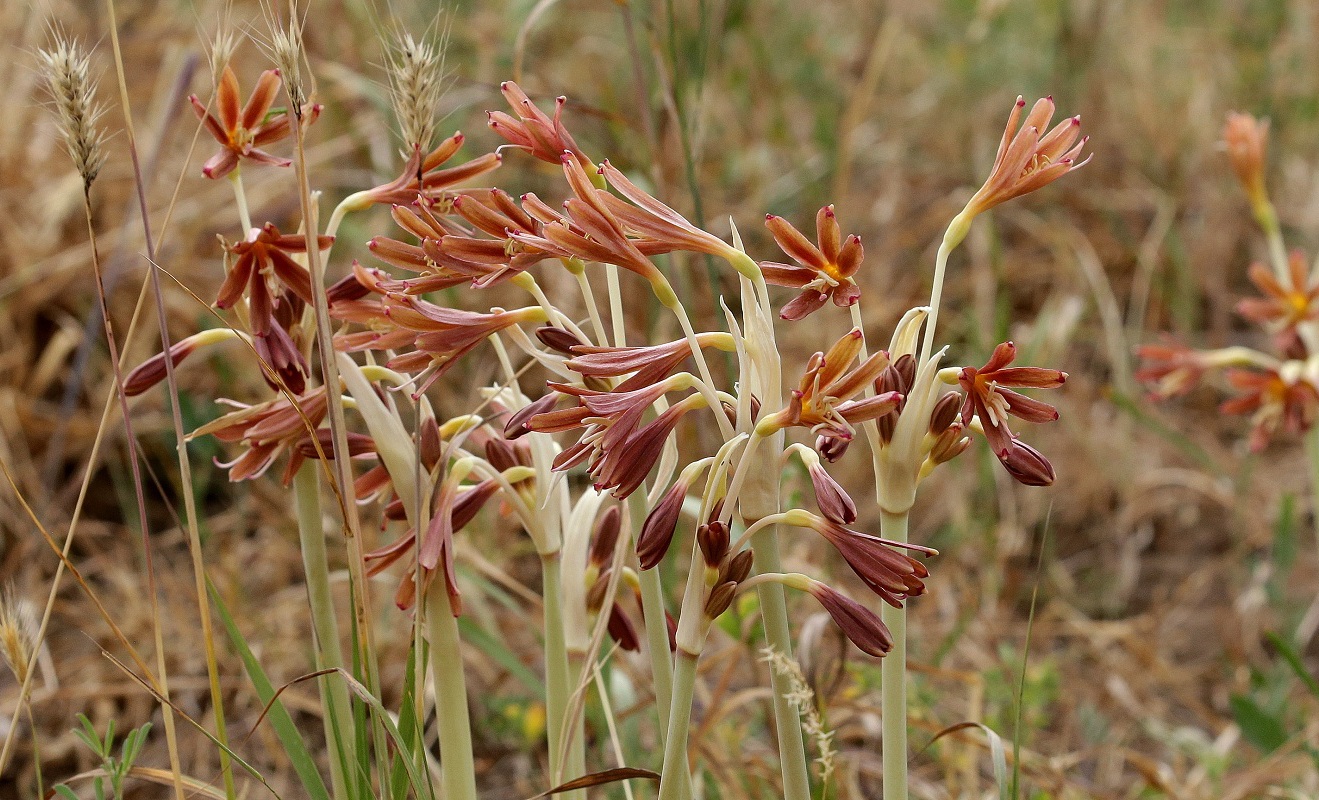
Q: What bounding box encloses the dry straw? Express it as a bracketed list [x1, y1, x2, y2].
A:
[36, 34, 107, 188]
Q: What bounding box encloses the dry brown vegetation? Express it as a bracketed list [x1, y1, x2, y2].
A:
[3, 0, 1319, 797]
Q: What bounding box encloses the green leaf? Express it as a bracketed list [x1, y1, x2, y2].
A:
[210, 582, 332, 800]
[1265, 631, 1319, 699]
[458, 616, 545, 695]
[1230, 692, 1288, 752]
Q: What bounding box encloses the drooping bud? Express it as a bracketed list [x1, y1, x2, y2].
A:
[815, 433, 850, 462]
[637, 481, 687, 569]
[806, 581, 893, 657]
[997, 439, 1056, 486]
[589, 506, 622, 568]
[808, 463, 856, 524]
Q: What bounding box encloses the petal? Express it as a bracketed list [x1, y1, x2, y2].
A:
[836, 234, 863, 278]
[241, 69, 283, 131]
[998, 388, 1059, 423]
[816, 205, 841, 264]
[780, 291, 823, 322]
[217, 66, 241, 134]
[216, 252, 255, 309]
[990, 366, 1067, 388]
[765, 214, 827, 270]
[201, 149, 240, 180]
[759, 263, 816, 288]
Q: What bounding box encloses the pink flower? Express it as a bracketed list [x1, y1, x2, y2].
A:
[958, 341, 1066, 486]
[760, 206, 864, 320]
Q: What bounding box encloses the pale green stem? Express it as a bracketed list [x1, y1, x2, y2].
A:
[919, 214, 968, 364]
[879, 509, 910, 800]
[638, 567, 674, 746]
[607, 264, 628, 347]
[656, 650, 700, 800]
[1254, 199, 1289, 282]
[668, 301, 737, 441]
[229, 169, 252, 233]
[565, 650, 588, 800]
[749, 530, 813, 800]
[426, 584, 479, 800]
[573, 270, 610, 346]
[542, 553, 573, 787]
[293, 464, 354, 800]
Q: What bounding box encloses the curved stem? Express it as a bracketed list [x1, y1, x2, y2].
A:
[668, 301, 737, 441]
[879, 509, 910, 800]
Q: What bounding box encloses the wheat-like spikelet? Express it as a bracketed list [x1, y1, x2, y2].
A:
[0, 586, 36, 686]
[36, 33, 108, 188]
[270, 13, 309, 113]
[761, 646, 837, 785]
[385, 28, 448, 152]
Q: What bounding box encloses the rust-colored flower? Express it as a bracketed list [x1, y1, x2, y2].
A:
[806, 581, 893, 658]
[1224, 112, 1269, 208]
[761, 206, 864, 320]
[192, 386, 328, 484]
[354, 134, 503, 208]
[964, 96, 1088, 219]
[798, 513, 935, 608]
[760, 328, 900, 452]
[189, 67, 317, 180]
[220, 223, 328, 325]
[566, 333, 734, 393]
[1221, 366, 1319, 452]
[1135, 338, 1210, 399]
[380, 299, 548, 394]
[1238, 252, 1319, 332]
[957, 341, 1066, 486]
[487, 81, 592, 170]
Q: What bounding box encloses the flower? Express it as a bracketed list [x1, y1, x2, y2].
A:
[487, 81, 592, 170]
[1221, 365, 1319, 451]
[806, 581, 893, 658]
[957, 341, 1066, 486]
[565, 333, 735, 393]
[189, 66, 318, 180]
[761, 206, 864, 320]
[1135, 338, 1210, 399]
[353, 134, 503, 208]
[760, 328, 900, 453]
[1237, 252, 1319, 334]
[191, 387, 328, 483]
[220, 223, 328, 321]
[795, 513, 935, 608]
[963, 96, 1088, 219]
[1224, 112, 1269, 209]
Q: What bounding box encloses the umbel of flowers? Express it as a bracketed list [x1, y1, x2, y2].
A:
[128, 67, 1081, 800]
[1139, 113, 1319, 451]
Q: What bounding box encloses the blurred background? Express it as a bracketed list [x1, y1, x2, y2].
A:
[4, 0, 1319, 796]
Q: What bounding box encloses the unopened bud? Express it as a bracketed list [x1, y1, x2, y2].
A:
[536, 325, 584, 354]
[816, 433, 850, 462]
[703, 581, 738, 618]
[929, 391, 962, 434]
[586, 571, 610, 612]
[589, 506, 621, 568]
[808, 463, 856, 524]
[637, 482, 686, 570]
[718, 549, 754, 586]
[697, 521, 729, 568]
[419, 415, 442, 471]
[929, 423, 971, 465]
[485, 437, 520, 473]
[998, 439, 1055, 486]
[504, 393, 559, 439]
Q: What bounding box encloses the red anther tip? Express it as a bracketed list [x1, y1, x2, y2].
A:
[1016, 97, 1026, 106]
[765, 213, 776, 220]
[453, 131, 465, 142]
[1046, 94, 1053, 101]
[500, 81, 510, 89]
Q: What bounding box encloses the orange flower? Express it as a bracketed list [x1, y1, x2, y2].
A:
[189, 67, 317, 180]
[957, 341, 1066, 486]
[1237, 251, 1319, 332]
[964, 96, 1089, 219]
[761, 205, 864, 320]
[1221, 366, 1319, 452]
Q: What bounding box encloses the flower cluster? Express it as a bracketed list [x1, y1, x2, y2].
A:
[1139, 112, 1319, 451]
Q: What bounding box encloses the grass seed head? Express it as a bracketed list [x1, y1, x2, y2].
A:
[37, 33, 108, 189]
[386, 30, 448, 153]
